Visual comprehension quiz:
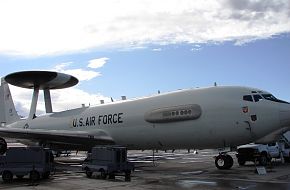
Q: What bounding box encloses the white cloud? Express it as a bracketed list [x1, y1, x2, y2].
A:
[54, 62, 72, 71]
[88, 57, 109, 69]
[62, 69, 101, 81]
[10, 85, 111, 117]
[190, 44, 202, 51]
[49, 88, 110, 112]
[0, 0, 289, 56]
[53, 62, 101, 81]
[9, 86, 32, 117]
[152, 48, 162, 52]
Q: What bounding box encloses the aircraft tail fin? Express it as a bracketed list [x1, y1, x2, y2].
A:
[0, 78, 20, 126]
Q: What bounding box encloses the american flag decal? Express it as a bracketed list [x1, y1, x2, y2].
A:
[242, 106, 248, 113]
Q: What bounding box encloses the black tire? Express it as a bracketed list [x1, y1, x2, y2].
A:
[226, 155, 234, 169]
[86, 170, 93, 178]
[285, 153, 290, 163]
[2, 170, 13, 183]
[108, 173, 115, 180]
[30, 170, 40, 181]
[284, 153, 290, 163]
[259, 154, 268, 166]
[125, 171, 131, 182]
[100, 169, 107, 180]
[16, 175, 24, 179]
[238, 158, 246, 166]
[215, 154, 233, 170]
[215, 155, 226, 169]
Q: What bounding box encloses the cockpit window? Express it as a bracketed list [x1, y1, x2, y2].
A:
[243, 95, 253, 102]
[262, 94, 289, 104]
[253, 94, 263, 102]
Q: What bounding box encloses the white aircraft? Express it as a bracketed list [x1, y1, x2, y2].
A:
[0, 71, 289, 170]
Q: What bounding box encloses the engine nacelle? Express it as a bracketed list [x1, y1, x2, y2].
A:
[0, 137, 7, 155]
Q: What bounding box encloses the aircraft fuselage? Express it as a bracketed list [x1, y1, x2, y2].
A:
[8, 86, 290, 150]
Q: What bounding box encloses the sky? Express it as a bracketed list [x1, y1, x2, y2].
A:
[0, 0, 289, 116]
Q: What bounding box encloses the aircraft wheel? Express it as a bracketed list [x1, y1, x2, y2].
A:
[237, 158, 246, 166]
[215, 154, 233, 170]
[259, 154, 268, 166]
[2, 170, 13, 183]
[226, 155, 234, 168]
[0, 137, 7, 155]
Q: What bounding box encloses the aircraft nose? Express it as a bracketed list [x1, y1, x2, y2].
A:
[280, 110, 290, 127]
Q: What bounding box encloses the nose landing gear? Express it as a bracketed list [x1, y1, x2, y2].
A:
[215, 154, 233, 170]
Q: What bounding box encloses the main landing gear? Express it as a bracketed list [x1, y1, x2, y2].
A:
[214, 153, 234, 170]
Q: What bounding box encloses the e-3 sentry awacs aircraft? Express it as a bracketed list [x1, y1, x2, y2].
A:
[0, 71, 290, 169]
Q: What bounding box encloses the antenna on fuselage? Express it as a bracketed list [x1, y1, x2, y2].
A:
[4, 71, 78, 119]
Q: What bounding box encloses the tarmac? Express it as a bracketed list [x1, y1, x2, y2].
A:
[1, 149, 290, 190]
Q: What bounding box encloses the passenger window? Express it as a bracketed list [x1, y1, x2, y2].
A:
[243, 95, 253, 102]
[253, 95, 263, 102]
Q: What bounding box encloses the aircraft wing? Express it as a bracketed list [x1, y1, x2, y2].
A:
[0, 127, 115, 150]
